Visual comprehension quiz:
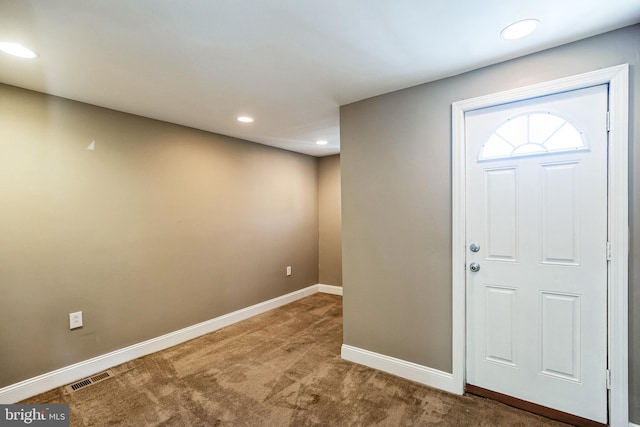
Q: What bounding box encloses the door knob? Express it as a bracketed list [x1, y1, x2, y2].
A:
[469, 262, 481, 272]
[469, 243, 480, 252]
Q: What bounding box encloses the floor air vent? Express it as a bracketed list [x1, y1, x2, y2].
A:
[64, 369, 114, 393]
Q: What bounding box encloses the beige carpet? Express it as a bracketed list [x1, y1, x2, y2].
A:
[23, 293, 568, 426]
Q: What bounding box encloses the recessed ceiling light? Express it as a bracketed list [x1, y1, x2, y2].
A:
[500, 19, 539, 40]
[237, 116, 254, 123]
[316, 140, 328, 145]
[0, 42, 38, 58]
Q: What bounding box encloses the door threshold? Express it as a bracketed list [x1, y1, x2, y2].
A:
[465, 384, 606, 427]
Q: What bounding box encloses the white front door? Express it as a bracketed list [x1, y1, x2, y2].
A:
[465, 85, 609, 423]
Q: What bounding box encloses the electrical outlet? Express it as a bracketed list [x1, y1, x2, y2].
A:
[69, 311, 83, 330]
[286, 266, 292, 276]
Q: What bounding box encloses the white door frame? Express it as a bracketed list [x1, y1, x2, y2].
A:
[451, 64, 629, 426]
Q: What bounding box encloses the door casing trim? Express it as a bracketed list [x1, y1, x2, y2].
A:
[451, 64, 629, 426]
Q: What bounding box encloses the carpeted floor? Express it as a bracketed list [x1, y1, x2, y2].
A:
[23, 293, 569, 426]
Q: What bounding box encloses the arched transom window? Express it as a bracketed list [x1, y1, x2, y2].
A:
[479, 112, 587, 160]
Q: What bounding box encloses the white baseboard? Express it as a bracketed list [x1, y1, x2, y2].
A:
[317, 284, 343, 295]
[629, 422, 639, 427]
[341, 344, 457, 395]
[0, 283, 340, 403]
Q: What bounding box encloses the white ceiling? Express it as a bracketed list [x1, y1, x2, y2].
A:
[1, 1, 638, 157]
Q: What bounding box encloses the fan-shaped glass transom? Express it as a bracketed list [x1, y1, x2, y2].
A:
[479, 112, 586, 160]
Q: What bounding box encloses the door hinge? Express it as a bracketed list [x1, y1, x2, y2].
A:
[606, 111, 611, 132]
[606, 241, 612, 261]
[606, 369, 612, 389]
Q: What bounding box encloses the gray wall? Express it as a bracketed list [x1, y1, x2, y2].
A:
[0, 84, 319, 387]
[318, 155, 342, 286]
[340, 25, 640, 421]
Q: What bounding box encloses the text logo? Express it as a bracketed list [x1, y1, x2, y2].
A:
[1, 405, 69, 426]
